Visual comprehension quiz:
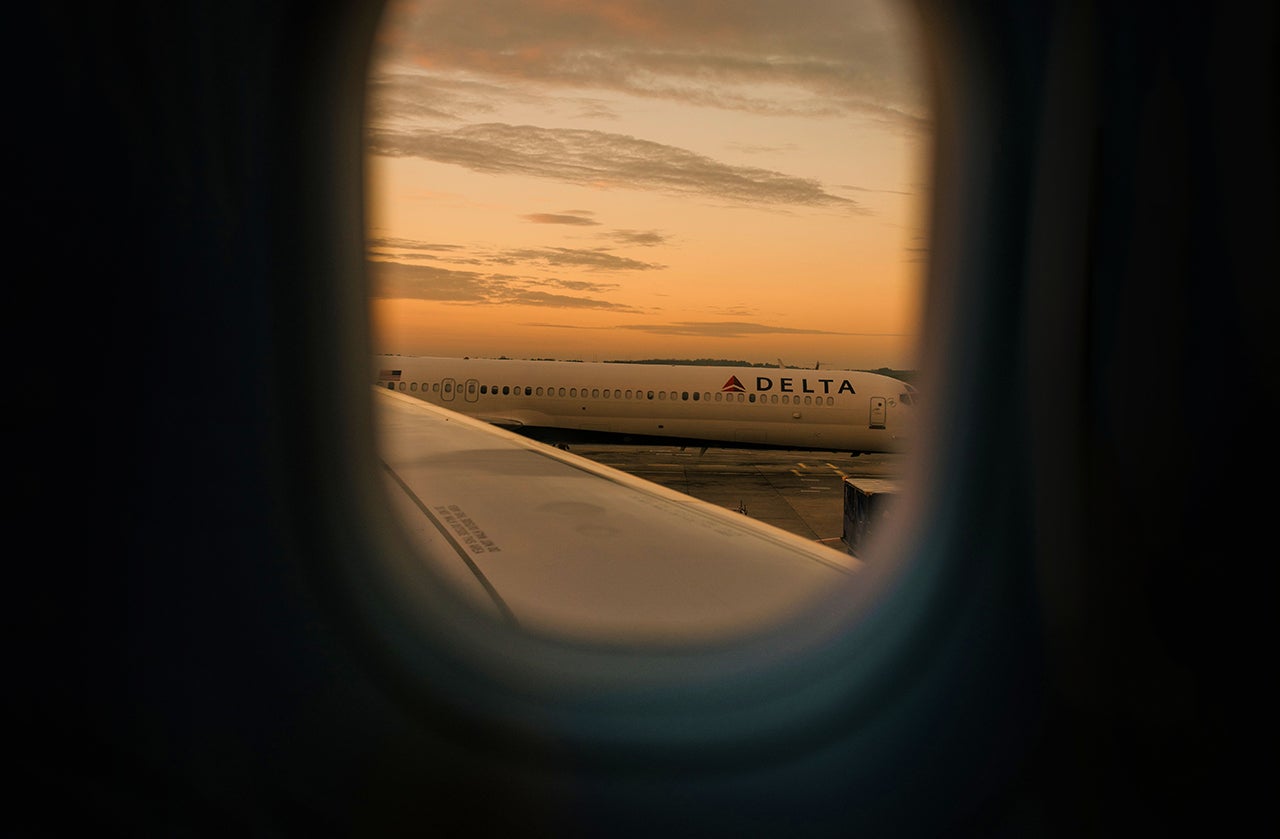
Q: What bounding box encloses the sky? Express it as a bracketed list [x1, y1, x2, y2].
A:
[364, 0, 932, 371]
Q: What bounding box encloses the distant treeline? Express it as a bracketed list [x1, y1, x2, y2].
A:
[604, 358, 783, 368]
[457, 355, 918, 382]
[605, 358, 919, 383]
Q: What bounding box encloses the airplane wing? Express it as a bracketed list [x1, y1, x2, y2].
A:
[374, 387, 861, 646]
[469, 414, 527, 431]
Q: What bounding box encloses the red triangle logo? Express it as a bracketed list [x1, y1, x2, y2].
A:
[722, 375, 746, 392]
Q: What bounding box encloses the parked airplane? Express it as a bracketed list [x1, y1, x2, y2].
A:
[26, 0, 1276, 836]
[372, 355, 917, 454]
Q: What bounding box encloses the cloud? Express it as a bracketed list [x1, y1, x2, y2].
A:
[367, 235, 468, 252]
[506, 290, 641, 311]
[367, 260, 641, 311]
[606, 229, 670, 247]
[612, 321, 908, 338]
[368, 236, 665, 273]
[372, 0, 928, 128]
[497, 245, 665, 271]
[521, 212, 600, 226]
[368, 260, 494, 302]
[367, 123, 866, 210]
[365, 71, 545, 123]
[544, 278, 621, 293]
[726, 141, 801, 156]
[521, 319, 912, 338]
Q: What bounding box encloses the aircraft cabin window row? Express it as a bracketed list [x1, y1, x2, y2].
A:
[382, 379, 840, 407]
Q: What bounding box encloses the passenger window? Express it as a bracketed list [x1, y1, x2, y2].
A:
[365, 0, 929, 644]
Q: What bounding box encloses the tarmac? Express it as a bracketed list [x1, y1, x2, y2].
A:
[565, 444, 909, 553]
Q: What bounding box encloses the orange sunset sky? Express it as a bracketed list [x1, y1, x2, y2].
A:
[364, 0, 932, 371]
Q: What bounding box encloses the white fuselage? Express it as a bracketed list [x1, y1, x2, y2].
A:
[373, 356, 916, 454]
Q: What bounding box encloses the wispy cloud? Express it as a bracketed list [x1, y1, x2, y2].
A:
[373, 0, 928, 128]
[521, 212, 600, 226]
[367, 123, 866, 210]
[369, 239, 665, 273]
[496, 245, 665, 271]
[368, 260, 643, 311]
[605, 229, 670, 247]
[726, 141, 801, 156]
[367, 235, 468, 253]
[521, 319, 911, 338]
[613, 321, 908, 338]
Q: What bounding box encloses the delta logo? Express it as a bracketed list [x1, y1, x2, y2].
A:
[721, 373, 857, 395]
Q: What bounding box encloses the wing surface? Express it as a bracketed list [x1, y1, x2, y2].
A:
[470, 414, 526, 430]
[374, 387, 861, 646]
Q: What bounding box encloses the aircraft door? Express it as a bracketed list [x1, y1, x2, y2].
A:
[869, 396, 887, 429]
[442, 377, 456, 402]
[464, 379, 479, 403]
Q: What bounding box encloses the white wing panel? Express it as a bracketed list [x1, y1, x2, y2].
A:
[374, 388, 861, 646]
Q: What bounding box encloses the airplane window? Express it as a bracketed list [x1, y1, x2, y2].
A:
[364, 0, 929, 649]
